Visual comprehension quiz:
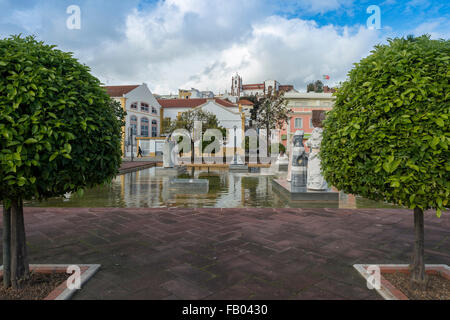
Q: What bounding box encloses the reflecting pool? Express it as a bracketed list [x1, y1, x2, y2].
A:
[24, 167, 398, 209]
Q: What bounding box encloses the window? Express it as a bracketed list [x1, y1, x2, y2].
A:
[152, 106, 157, 114]
[309, 118, 314, 129]
[131, 102, 138, 109]
[130, 116, 138, 135]
[141, 102, 149, 112]
[152, 120, 158, 137]
[294, 118, 303, 129]
[141, 118, 149, 137]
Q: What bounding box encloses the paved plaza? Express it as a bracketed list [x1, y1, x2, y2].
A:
[0, 207, 448, 299]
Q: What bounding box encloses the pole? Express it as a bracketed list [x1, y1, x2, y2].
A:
[233, 126, 237, 164]
[130, 127, 134, 162]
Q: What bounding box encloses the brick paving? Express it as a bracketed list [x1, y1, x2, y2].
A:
[0, 207, 449, 300]
[119, 161, 157, 174]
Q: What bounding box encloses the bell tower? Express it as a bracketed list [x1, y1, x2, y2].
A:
[231, 72, 242, 97]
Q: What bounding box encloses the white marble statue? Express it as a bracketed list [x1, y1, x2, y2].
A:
[171, 139, 179, 167]
[163, 134, 175, 168]
[275, 153, 289, 165]
[306, 127, 328, 190]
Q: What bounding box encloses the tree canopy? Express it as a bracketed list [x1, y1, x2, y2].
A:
[0, 35, 125, 203]
[321, 35, 449, 216]
[164, 109, 226, 156]
[306, 80, 324, 93]
[166, 109, 226, 137]
[0, 35, 125, 288]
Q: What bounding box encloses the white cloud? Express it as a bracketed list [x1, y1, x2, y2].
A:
[413, 18, 450, 39]
[81, 1, 381, 94]
[0, 0, 383, 94]
[270, 0, 354, 15]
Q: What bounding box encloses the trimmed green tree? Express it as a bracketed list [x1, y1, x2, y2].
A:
[321, 35, 449, 289]
[165, 109, 226, 162]
[0, 35, 125, 288]
[255, 92, 291, 157]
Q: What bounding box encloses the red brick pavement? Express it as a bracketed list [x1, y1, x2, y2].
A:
[118, 161, 157, 174]
[0, 207, 448, 300]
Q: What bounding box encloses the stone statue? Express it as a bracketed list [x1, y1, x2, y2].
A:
[172, 138, 179, 167]
[274, 152, 289, 172]
[163, 134, 176, 168]
[290, 130, 308, 187]
[306, 111, 328, 190]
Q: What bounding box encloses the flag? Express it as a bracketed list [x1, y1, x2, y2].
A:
[323, 75, 330, 80]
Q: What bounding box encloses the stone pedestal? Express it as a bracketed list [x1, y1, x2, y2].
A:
[229, 164, 249, 172]
[274, 154, 289, 172]
[168, 178, 209, 194]
[154, 166, 187, 175]
[229, 153, 247, 172]
[272, 179, 339, 201]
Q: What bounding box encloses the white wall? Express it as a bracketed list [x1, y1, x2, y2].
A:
[123, 84, 162, 139]
[241, 89, 263, 96]
[163, 100, 244, 148]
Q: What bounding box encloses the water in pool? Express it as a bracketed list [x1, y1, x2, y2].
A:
[24, 167, 398, 208]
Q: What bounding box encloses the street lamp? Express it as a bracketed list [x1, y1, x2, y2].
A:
[130, 126, 134, 162]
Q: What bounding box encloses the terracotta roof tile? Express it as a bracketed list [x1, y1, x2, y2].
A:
[157, 99, 207, 108]
[157, 98, 237, 108]
[214, 98, 237, 107]
[238, 99, 254, 106]
[103, 85, 140, 97]
[279, 85, 294, 92]
[242, 84, 264, 90]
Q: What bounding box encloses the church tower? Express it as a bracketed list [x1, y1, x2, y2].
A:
[231, 72, 242, 97]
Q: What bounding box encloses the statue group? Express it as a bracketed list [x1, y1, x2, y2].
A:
[287, 110, 328, 191]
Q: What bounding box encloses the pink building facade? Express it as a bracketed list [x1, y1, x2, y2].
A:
[279, 92, 335, 153]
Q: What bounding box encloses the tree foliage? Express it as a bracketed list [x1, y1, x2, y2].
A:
[306, 80, 324, 93]
[0, 35, 125, 203]
[321, 36, 449, 216]
[165, 109, 227, 155]
[167, 109, 226, 137]
[240, 95, 260, 122]
[255, 93, 290, 133]
[0, 35, 125, 288]
[314, 80, 324, 93]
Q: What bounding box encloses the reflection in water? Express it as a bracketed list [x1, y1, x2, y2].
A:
[24, 167, 398, 209]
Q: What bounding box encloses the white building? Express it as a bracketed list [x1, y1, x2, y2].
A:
[158, 98, 246, 155]
[104, 83, 163, 157]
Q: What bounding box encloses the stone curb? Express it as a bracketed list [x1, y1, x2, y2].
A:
[353, 264, 450, 300]
[0, 264, 101, 300]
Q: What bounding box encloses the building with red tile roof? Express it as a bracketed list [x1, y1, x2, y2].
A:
[231, 73, 296, 97]
[103, 85, 140, 97]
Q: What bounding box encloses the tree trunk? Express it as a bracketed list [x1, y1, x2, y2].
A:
[410, 207, 428, 290]
[191, 140, 195, 165]
[10, 198, 30, 289]
[2, 204, 11, 288]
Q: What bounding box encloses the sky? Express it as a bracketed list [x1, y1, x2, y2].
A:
[0, 0, 448, 94]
